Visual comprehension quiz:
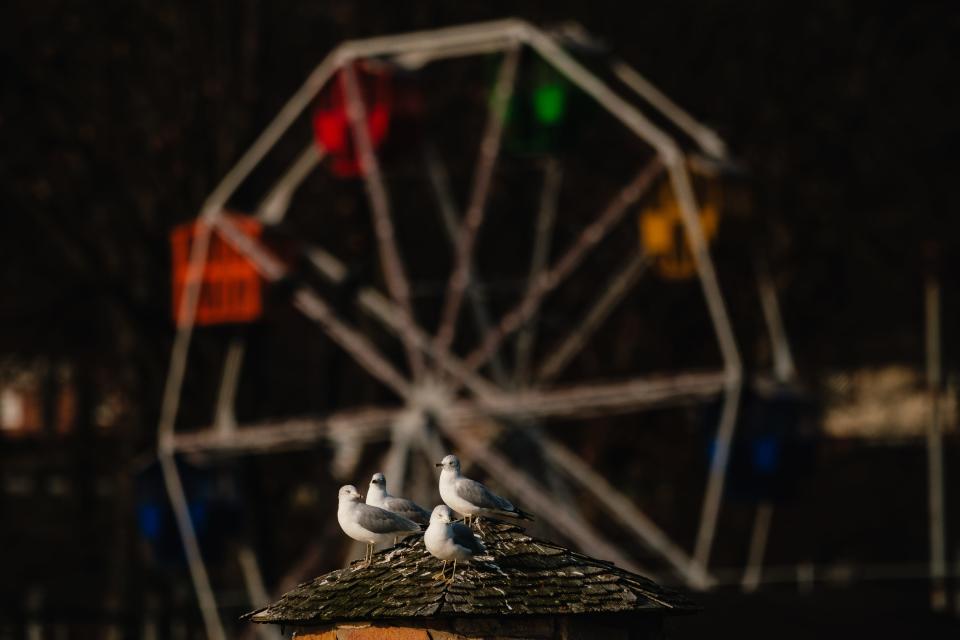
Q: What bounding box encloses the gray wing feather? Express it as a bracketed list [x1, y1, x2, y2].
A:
[356, 504, 420, 534]
[450, 522, 486, 554]
[383, 497, 430, 524]
[456, 478, 515, 512]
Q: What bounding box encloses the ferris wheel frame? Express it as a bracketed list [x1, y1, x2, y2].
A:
[156, 19, 743, 640]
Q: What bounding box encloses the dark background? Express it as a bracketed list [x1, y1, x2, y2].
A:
[2, 1, 960, 638]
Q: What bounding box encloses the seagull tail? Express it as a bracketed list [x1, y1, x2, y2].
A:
[496, 507, 534, 521]
[515, 508, 535, 521]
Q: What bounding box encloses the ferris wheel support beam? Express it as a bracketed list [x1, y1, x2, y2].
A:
[435, 416, 655, 579]
[610, 59, 727, 160]
[257, 143, 325, 225]
[666, 161, 743, 571]
[425, 147, 510, 386]
[339, 20, 525, 62]
[173, 370, 725, 456]
[213, 335, 246, 434]
[354, 287, 504, 400]
[213, 218, 413, 399]
[483, 371, 726, 419]
[435, 45, 520, 353]
[342, 64, 425, 381]
[514, 158, 563, 386]
[382, 410, 424, 502]
[536, 249, 651, 384]
[209, 142, 327, 448]
[518, 24, 678, 163]
[463, 159, 664, 374]
[174, 409, 398, 455]
[538, 437, 711, 588]
[156, 219, 225, 640]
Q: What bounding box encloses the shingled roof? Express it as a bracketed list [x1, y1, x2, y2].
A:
[244, 520, 694, 627]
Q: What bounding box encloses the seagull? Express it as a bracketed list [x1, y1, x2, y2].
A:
[424, 505, 486, 581]
[366, 472, 431, 525]
[336, 485, 420, 565]
[436, 454, 534, 527]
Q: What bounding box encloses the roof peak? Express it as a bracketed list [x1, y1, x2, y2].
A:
[245, 519, 694, 627]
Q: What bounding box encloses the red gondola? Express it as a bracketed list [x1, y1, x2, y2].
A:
[312, 64, 393, 177]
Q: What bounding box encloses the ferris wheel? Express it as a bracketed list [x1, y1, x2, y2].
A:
[158, 20, 744, 640]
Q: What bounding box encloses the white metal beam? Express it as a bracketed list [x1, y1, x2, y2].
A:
[536, 250, 651, 384]
[174, 370, 725, 455]
[342, 63, 425, 380]
[435, 46, 520, 353]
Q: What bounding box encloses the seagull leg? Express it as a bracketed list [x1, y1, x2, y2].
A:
[448, 560, 458, 582]
[433, 560, 447, 581]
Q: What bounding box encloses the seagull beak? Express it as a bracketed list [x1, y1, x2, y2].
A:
[435, 463, 443, 467]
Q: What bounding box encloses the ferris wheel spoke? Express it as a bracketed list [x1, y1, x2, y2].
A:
[293, 290, 413, 399]
[434, 415, 654, 577]
[540, 438, 712, 588]
[341, 63, 425, 380]
[256, 142, 325, 225]
[425, 146, 510, 386]
[172, 407, 397, 455]
[434, 45, 520, 353]
[172, 370, 725, 457]
[414, 415, 449, 467]
[513, 157, 562, 386]
[302, 242, 506, 400]
[476, 370, 726, 421]
[214, 217, 412, 399]
[463, 158, 664, 373]
[536, 250, 652, 384]
[381, 410, 425, 500]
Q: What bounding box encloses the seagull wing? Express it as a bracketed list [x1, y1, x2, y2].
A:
[455, 477, 515, 512]
[450, 522, 486, 554]
[355, 504, 420, 534]
[383, 497, 431, 524]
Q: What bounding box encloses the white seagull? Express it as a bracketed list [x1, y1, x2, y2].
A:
[336, 485, 420, 564]
[436, 454, 534, 527]
[366, 472, 431, 525]
[424, 505, 486, 581]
